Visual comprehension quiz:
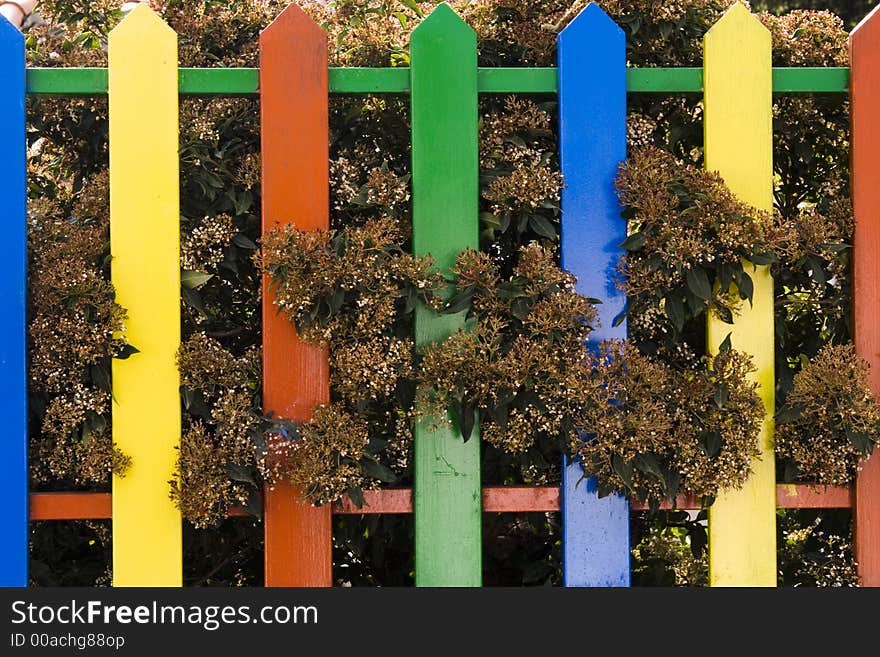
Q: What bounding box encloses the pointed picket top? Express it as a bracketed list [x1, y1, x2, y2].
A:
[705, 1, 769, 45]
[412, 1, 474, 43]
[852, 3, 880, 42]
[849, 7, 880, 49]
[559, 1, 623, 44]
[703, 0, 771, 210]
[261, 1, 323, 44]
[108, 2, 174, 42]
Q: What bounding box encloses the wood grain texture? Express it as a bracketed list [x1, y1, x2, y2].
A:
[850, 5, 880, 588]
[558, 3, 630, 587]
[704, 3, 776, 587]
[259, 3, 332, 587]
[0, 16, 27, 587]
[411, 3, 481, 587]
[108, 5, 182, 587]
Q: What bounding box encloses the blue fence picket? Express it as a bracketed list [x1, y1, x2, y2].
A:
[558, 2, 630, 587]
[0, 16, 28, 587]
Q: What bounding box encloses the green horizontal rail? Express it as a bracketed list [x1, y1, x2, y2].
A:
[25, 66, 849, 96]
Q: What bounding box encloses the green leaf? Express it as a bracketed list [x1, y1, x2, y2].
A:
[806, 255, 827, 286]
[633, 453, 664, 481]
[611, 454, 634, 490]
[736, 271, 754, 303]
[749, 251, 776, 266]
[713, 383, 729, 410]
[511, 297, 531, 321]
[346, 486, 366, 509]
[619, 231, 645, 251]
[180, 287, 208, 317]
[846, 428, 873, 455]
[701, 430, 722, 458]
[714, 304, 734, 324]
[90, 361, 112, 394]
[718, 262, 734, 292]
[226, 462, 256, 486]
[244, 488, 263, 520]
[115, 344, 140, 360]
[818, 242, 851, 254]
[689, 525, 708, 558]
[360, 458, 397, 483]
[529, 215, 557, 240]
[459, 403, 477, 443]
[181, 270, 214, 289]
[718, 332, 732, 354]
[775, 403, 805, 424]
[664, 293, 685, 333]
[232, 233, 258, 250]
[444, 291, 474, 315]
[686, 267, 712, 301]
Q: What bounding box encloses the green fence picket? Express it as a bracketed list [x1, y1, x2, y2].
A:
[411, 3, 481, 587]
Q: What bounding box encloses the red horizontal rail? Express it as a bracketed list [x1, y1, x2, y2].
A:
[28, 483, 853, 521]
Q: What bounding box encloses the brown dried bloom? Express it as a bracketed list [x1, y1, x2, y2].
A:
[331, 335, 414, 405]
[760, 10, 848, 68]
[484, 161, 564, 215]
[273, 404, 377, 506]
[576, 341, 763, 506]
[258, 217, 443, 345]
[27, 191, 132, 487]
[177, 332, 259, 394]
[181, 214, 236, 272]
[169, 422, 235, 529]
[419, 244, 597, 455]
[776, 344, 880, 487]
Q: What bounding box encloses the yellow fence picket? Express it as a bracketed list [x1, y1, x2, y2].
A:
[108, 5, 182, 586]
[704, 2, 776, 587]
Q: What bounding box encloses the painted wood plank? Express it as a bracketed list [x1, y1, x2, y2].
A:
[108, 5, 181, 586]
[850, 5, 880, 588]
[259, 3, 333, 587]
[0, 17, 27, 588]
[558, 3, 630, 588]
[704, 2, 776, 587]
[411, 3, 481, 587]
[25, 483, 855, 522]
[24, 67, 852, 97]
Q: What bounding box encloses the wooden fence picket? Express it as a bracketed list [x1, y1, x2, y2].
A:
[108, 5, 182, 586]
[703, 2, 776, 587]
[259, 3, 333, 587]
[0, 15, 27, 588]
[850, 5, 880, 588]
[411, 2, 482, 587]
[558, 2, 630, 587]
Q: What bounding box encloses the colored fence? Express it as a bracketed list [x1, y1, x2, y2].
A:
[1, 1, 878, 588]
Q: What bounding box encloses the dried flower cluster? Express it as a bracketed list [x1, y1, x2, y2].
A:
[28, 173, 132, 487]
[776, 344, 880, 486]
[270, 404, 387, 506]
[778, 512, 859, 587]
[419, 244, 596, 457]
[577, 342, 763, 506]
[259, 218, 443, 344]
[616, 146, 788, 350]
[171, 333, 262, 527]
